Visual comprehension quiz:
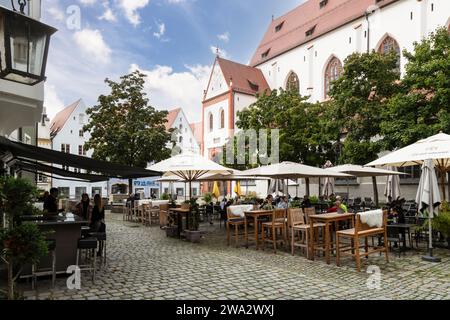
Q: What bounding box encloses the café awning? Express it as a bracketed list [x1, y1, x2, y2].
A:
[0, 137, 160, 182]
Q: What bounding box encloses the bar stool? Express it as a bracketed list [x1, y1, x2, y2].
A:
[81, 226, 91, 238]
[76, 237, 97, 283]
[89, 232, 107, 269]
[31, 239, 56, 289]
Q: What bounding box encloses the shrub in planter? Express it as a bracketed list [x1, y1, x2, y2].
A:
[0, 177, 48, 300]
[1, 223, 48, 300]
[185, 198, 201, 243]
[432, 201, 450, 248]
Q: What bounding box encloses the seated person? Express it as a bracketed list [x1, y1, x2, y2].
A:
[301, 195, 312, 208]
[327, 200, 348, 214]
[260, 195, 274, 210]
[43, 188, 62, 216]
[277, 196, 288, 209]
[75, 193, 92, 221]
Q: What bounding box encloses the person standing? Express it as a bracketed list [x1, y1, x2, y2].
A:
[43, 188, 60, 215]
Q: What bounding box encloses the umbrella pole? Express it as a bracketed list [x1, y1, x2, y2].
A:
[305, 178, 310, 197]
[422, 207, 441, 262]
[448, 172, 450, 201]
[347, 179, 349, 201]
[440, 169, 446, 202]
[372, 176, 379, 207]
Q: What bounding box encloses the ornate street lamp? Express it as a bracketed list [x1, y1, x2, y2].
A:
[0, 1, 57, 85]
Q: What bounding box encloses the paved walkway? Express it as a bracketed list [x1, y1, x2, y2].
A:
[21, 213, 450, 300]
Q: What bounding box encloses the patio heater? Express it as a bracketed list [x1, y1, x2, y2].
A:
[0, 2, 57, 85]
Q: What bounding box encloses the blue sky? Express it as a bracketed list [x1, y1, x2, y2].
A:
[42, 0, 303, 122]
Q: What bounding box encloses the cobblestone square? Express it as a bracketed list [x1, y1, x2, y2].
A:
[20, 213, 450, 300]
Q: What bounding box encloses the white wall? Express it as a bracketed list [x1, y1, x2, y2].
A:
[171, 109, 200, 154]
[51, 100, 107, 199]
[256, 0, 450, 103]
[203, 99, 229, 154]
[204, 63, 228, 101]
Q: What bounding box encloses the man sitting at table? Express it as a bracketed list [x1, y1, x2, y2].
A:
[301, 195, 312, 209]
[43, 188, 62, 216]
[277, 196, 288, 209]
[260, 195, 274, 210]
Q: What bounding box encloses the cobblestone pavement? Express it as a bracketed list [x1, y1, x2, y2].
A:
[20, 213, 450, 300]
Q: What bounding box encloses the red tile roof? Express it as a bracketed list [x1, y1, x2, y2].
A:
[250, 0, 398, 66]
[50, 99, 81, 137]
[189, 122, 203, 146]
[216, 57, 270, 96]
[165, 108, 181, 130]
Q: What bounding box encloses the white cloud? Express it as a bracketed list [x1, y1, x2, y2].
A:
[117, 0, 150, 26]
[153, 22, 166, 39]
[210, 46, 229, 59]
[217, 32, 230, 43]
[130, 63, 211, 122]
[73, 29, 112, 64]
[46, 7, 65, 22]
[167, 0, 186, 3]
[99, 8, 117, 22]
[79, 0, 97, 5]
[44, 84, 66, 119]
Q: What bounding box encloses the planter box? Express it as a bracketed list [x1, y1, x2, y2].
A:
[185, 230, 201, 243]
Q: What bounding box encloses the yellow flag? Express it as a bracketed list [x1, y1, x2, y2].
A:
[212, 181, 220, 198]
[233, 181, 242, 197]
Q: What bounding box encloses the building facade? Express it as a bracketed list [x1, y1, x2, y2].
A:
[200, 0, 450, 199]
[36, 108, 52, 191]
[50, 99, 107, 199]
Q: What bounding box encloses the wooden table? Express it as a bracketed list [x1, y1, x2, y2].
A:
[244, 210, 273, 250]
[309, 213, 355, 264]
[170, 208, 190, 238]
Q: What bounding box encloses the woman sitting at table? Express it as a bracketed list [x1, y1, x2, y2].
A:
[75, 193, 92, 221]
[90, 194, 106, 256]
[327, 199, 348, 214]
[260, 195, 274, 210]
[90, 194, 106, 232]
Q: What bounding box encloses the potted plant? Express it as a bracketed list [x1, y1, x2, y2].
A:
[0, 177, 48, 300]
[184, 198, 201, 243]
[432, 201, 450, 249]
[203, 192, 213, 205]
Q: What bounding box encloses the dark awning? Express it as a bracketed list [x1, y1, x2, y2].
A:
[0, 137, 161, 181]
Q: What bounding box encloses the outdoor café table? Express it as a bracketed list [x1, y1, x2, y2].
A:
[244, 210, 273, 250]
[387, 223, 417, 250]
[170, 208, 190, 238]
[309, 213, 355, 264]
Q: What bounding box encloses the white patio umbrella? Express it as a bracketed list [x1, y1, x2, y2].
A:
[326, 164, 405, 207]
[416, 159, 442, 262]
[366, 133, 450, 200]
[384, 166, 401, 202]
[241, 161, 352, 196]
[148, 152, 233, 199]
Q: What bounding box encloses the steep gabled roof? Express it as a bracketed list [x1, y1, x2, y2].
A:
[189, 122, 202, 146]
[216, 57, 270, 96]
[250, 0, 399, 66]
[50, 99, 81, 137]
[165, 108, 181, 130]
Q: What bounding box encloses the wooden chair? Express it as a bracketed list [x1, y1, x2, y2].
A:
[261, 209, 287, 253]
[289, 208, 309, 258]
[141, 204, 151, 226]
[159, 204, 169, 228]
[336, 210, 389, 272]
[149, 205, 160, 225]
[226, 207, 246, 248]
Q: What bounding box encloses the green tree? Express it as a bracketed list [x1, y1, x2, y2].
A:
[83, 71, 172, 191]
[381, 27, 450, 150]
[326, 51, 401, 164]
[235, 89, 332, 167]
